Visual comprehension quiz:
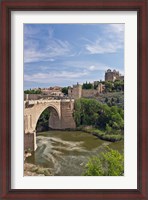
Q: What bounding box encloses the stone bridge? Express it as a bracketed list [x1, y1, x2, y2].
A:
[24, 99, 76, 151]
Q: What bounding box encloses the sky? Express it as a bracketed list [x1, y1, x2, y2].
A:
[24, 24, 124, 89]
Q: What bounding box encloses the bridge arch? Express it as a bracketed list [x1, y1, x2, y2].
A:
[35, 104, 61, 131]
[24, 99, 76, 151]
[32, 103, 61, 132]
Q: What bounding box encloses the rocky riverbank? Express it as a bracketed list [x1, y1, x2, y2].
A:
[24, 161, 53, 176]
[24, 152, 52, 176]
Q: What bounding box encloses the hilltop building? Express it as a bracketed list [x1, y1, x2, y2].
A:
[68, 69, 124, 99]
[27, 69, 124, 100]
[68, 83, 105, 99]
[105, 69, 124, 82]
[41, 86, 63, 96]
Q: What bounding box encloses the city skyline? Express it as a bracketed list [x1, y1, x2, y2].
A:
[24, 23, 124, 89]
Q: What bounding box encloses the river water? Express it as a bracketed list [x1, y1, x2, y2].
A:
[25, 131, 124, 176]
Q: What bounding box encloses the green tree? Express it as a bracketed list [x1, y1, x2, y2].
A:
[104, 81, 113, 92]
[114, 80, 124, 91]
[105, 97, 108, 103]
[73, 99, 82, 127]
[24, 88, 42, 94]
[116, 97, 120, 103]
[82, 82, 93, 89]
[74, 98, 124, 132]
[101, 148, 124, 176]
[106, 123, 112, 133]
[83, 156, 104, 176]
[62, 87, 68, 95]
[74, 98, 100, 126]
[84, 147, 124, 176]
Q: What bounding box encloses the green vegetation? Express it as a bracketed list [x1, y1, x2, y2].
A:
[82, 80, 124, 92]
[83, 147, 124, 176]
[74, 98, 124, 130]
[24, 88, 42, 94]
[104, 80, 124, 92]
[62, 87, 68, 95]
[95, 91, 124, 108]
[74, 98, 124, 142]
[82, 127, 123, 142]
[74, 98, 99, 127]
[82, 82, 93, 89]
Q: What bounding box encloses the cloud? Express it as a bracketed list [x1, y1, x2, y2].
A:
[24, 71, 88, 83]
[24, 61, 118, 85]
[24, 25, 54, 38]
[24, 24, 124, 88]
[84, 24, 124, 54]
[24, 25, 40, 36]
[49, 58, 55, 62]
[24, 25, 72, 63]
[85, 39, 122, 54]
[107, 24, 124, 33]
[62, 60, 107, 71]
[88, 65, 96, 71]
[24, 39, 71, 63]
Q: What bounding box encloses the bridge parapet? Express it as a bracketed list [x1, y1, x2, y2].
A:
[25, 99, 74, 107]
[27, 99, 61, 105]
[61, 99, 75, 102]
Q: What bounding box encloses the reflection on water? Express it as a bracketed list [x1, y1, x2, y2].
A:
[25, 131, 124, 176]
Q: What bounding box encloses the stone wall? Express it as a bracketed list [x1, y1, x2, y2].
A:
[49, 107, 61, 129]
[82, 89, 99, 97]
[24, 132, 36, 151]
[68, 83, 104, 99]
[61, 101, 76, 129]
[68, 85, 82, 99]
[24, 94, 42, 100]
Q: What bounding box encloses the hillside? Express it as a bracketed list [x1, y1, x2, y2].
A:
[93, 92, 124, 109]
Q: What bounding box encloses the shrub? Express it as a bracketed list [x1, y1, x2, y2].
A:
[83, 147, 124, 176]
[83, 156, 104, 176]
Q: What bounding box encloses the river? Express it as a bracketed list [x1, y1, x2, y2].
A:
[25, 130, 124, 176]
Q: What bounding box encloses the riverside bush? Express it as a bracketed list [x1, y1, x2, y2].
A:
[82, 126, 122, 142]
[83, 147, 124, 176]
[74, 98, 124, 141]
[74, 98, 124, 131]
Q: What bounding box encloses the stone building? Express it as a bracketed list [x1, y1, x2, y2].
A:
[105, 69, 124, 82]
[118, 75, 124, 81]
[68, 69, 123, 99]
[68, 84, 82, 99]
[68, 83, 105, 99]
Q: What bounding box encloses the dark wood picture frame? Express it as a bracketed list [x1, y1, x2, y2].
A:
[0, 0, 147, 199]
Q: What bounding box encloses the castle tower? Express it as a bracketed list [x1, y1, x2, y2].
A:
[68, 83, 82, 99]
[105, 69, 120, 82]
[97, 83, 104, 93]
